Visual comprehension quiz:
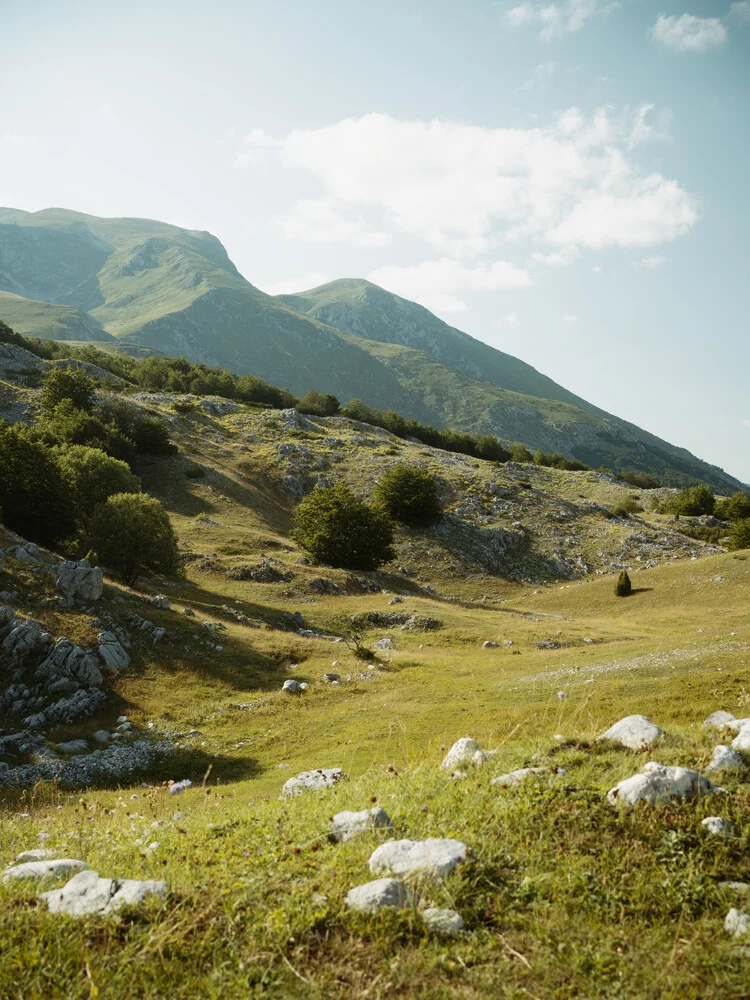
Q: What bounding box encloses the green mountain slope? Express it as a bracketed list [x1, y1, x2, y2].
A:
[0, 207, 743, 492]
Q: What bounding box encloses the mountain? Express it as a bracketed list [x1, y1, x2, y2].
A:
[0, 206, 743, 492]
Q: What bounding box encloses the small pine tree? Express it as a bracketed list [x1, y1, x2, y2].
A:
[614, 570, 632, 597]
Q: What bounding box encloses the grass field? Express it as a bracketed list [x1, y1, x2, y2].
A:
[1, 401, 749, 999]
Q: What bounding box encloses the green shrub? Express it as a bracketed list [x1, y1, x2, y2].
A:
[373, 464, 443, 526]
[509, 443, 534, 463]
[614, 570, 632, 597]
[39, 365, 96, 414]
[714, 492, 750, 522]
[612, 496, 643, 517]
[90, 493, 180, 585]
[292, 483, 395, 570]
[296, 389, 340, 417]
[0, 422, 76, 546]
[57, 445, 141, 518]
[617, 471, 661, 489]
[676, 524, 723, 544]
[727, 519, 750, 552]
[37, 400, 135, 462]
[98, 400, 175, 455]
[662, 484, 715, 517]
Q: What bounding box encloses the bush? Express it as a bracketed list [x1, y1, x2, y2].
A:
[373, 465, 443, 526]
[663, 484, 715, 517]
[292, 483, 395, 570]
[90, 493, 180, 584]
[612, 496, 643, 518]
[617, 471, 661, 489]
[509, 443, 533, 463]
[98, 400, 175, 455]
[296, 389, 340, 417]
[614, 570, 632, 597]
[714, 492, 750, 523]
[57, 445, 141, 518]
[37, 400, 135, 462]
[39, 366, 96, 414]
[727, 519, 750, 552]
[0, 422, 76, 546]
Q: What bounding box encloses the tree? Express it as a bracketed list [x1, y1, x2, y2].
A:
[292, 483, 395, 570]
[663, 484, 715, 517]
[57, 445, 141, 518]
[374, 464, 443, 526]
[90, 493, 180, 584]
[37, 400, 135, 462]
[714, 492, 750, 523]
[612, 496, 643, 518]
[0, 422, 76, 546]
[509, 443, 533, 463]
[727, 519, 750, 552]
[614, 570, 632, 597]
[39, 365, 96, 414]
[296, 389, 340, 416]
[474, 435, 511, 463]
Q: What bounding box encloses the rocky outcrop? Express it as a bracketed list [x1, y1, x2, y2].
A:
[56, 560, 103, 602]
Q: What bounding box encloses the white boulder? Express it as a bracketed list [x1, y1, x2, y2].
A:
[330, 807, 392, 843]
[2, 858, 88, 882]
[369, 838, 470, 879]
[282, 679, 302, 695]
[422, 907, 466, 937]
[703, 711, 736, 729]
[725, 908, 750, 938]
[607, 762, 722, 807]
[731, 725, 750, 751]
[281, 767, 344, 797]
[345, 878, 418, 912]
[97, 632, 130, 673]
[702, 816, 733, 837]
[39, 869, 167, 916]
[56, 560, 103, 602]
[491, 767, 545, 787]
[598, 715, 663, 750]
[706, 745, 747, 774]
[14, 849, 56, 863]
[441, 738, 485, 770]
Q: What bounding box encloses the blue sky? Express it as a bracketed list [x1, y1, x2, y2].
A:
[2, 0, 749, 482]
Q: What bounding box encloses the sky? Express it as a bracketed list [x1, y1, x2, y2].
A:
[1, 0, 749, 482]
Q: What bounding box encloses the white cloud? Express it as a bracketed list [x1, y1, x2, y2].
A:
[516, 61, 557, 93]
[627, 104, 672, 148]
[281, 198, 390, 248]
[563, 313, 579, 323]
[262, 272, 332, 296]
[743, 419, 750, 428]
[529, 245, 579, 266]
[367, 258, 531, 315]
[505, 313, 520, 325]
[651, 13, 727, 52]
[729, 2, 750, 23]
[238, 108, 698, 259]
[506, 0, 618, 40]
[636, 255, 669, 268]
[592, 264, 602, 272]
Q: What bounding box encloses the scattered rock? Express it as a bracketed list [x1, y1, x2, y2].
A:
[482, 641, 500, 648]
[422, 907, 465, 937]
[441, 738, 486, 771]
[598, 715, 663, 750]
[731, 726, 750, 751]
[369, 838, 470, 879]
[15, 849, 56, 863]
[323, 672, 340, 682]
[56, 739, 88, 753]
[281, 768, 344, 798]
[97, 632, 130, 673]
[2, 858, 89, 882]
[56, 560, 103, 602]
[607, 762, 722, 807]
[282, 679, 302, 695]
[725, 908, 750, 938]
[703, 711, 736, 729]
[40, 869, 168, 916]
[150, 596, 170, 609]
[706, 745, 747, 774]
[330, 807, 393, 843]
[702, 816, 733, 837]
[388, 596, 403, 605]
[491, 767, 545, 787]
[345, 878, 418, 913]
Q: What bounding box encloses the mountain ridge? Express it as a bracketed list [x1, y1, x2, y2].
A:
[0, 206, 743, 492]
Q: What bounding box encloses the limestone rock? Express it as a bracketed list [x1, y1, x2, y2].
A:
[345, 877, 418, 913]
[725, 908, 750, 938]
[598, 715, 663, 750]
[330, 807, 393, 843]
[491, 767, 546, 787]
[56, 560, 103, 602]
[15, 849, 56, 863]
[422, 907, 466, 937]
[97, 632, 130, 673]
[703, 711, 736, 729]
[1, 618, 53, 669]
[39, 868, 168, 916]
[482, 641, 500, 648]
[56, 739, 88, 753]
[281, 767, 344, 797]
[441, 738, 485, 771]
[702, 816, 733, 837]
[2, 858, 88, 882]
[150, 596, 170, 609]
[607, 762, 722, 807]
[731, 726, 750, 751]
[706, 745, 747, 774]
[36, 639, 102, 689]
[282, 679, 302, 695]
[369, 838, 470, 879]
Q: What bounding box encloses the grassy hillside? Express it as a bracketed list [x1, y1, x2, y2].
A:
[0, 208, 744, 491]
[1, 392, 749, 998]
